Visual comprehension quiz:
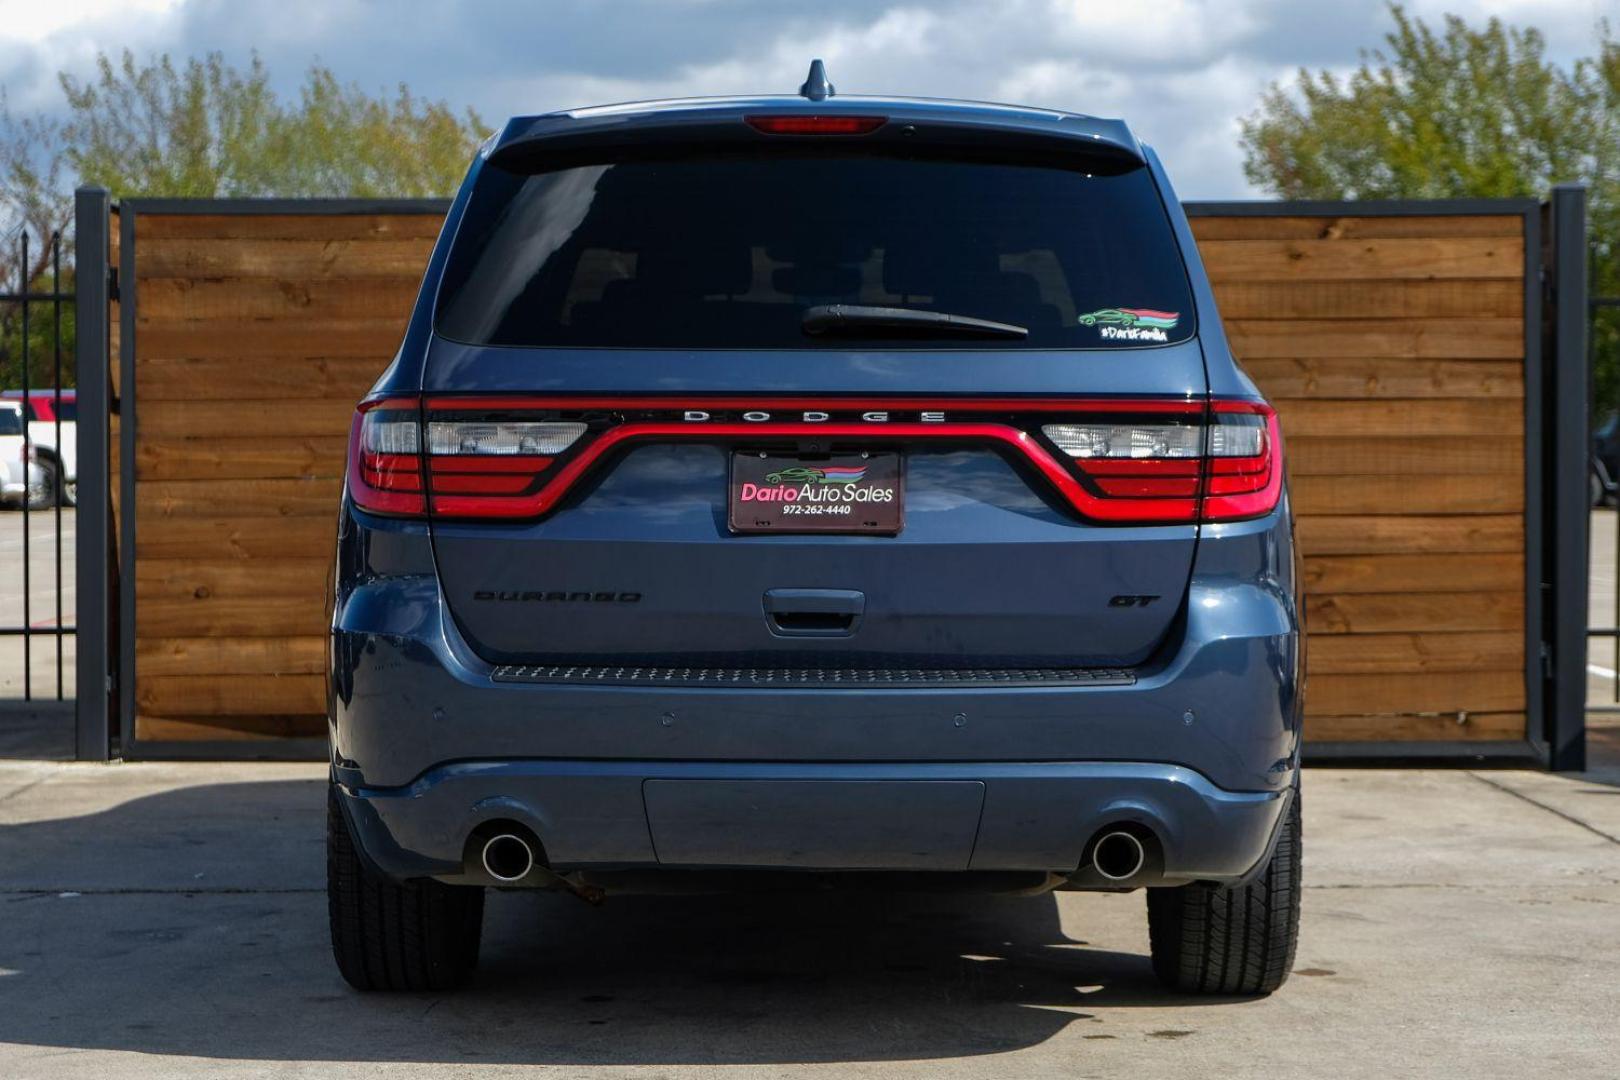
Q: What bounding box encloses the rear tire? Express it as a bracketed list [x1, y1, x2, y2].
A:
[326, 784, 484, 991]
[1146, 784, 1301, 995]
[25, 461, 57, 510]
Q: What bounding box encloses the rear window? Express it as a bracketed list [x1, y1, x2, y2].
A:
[0, 408, 21, 435]
[435, 152, 1196, 350]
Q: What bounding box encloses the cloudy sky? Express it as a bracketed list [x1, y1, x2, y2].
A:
[0, 0, 1611, 197]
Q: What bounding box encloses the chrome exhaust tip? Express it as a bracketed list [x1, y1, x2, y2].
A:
[1091, 830, 1147, 882]
[480, 833, 535, 883]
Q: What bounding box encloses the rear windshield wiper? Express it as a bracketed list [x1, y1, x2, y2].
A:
[802, 304, 1029, 341]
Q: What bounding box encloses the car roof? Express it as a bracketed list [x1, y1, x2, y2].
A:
[487, 77, 1144, 167]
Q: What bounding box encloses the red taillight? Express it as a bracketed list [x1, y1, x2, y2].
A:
[1042, 401, 1282, 524]
[1200, 401, 1283, 522]
[347, 397, 425, 516]
[424, 416, 585, 517]
[744, 114, 887, 135]
[348, 398, 588, 518]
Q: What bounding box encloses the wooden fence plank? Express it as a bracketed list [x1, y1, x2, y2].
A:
[135, 319, 406, 359]
[1189, 215, 1523, 241]
[137, 636, 327, 677]
[136, 715, 326, 741]
[137, 356, 387, 401]
[1227, 318, 1522, 359]
[138, 238, 438, 278]
[137, 398, 355, 438]
[136, 517, 338, 559]
[1307, 632, 1522, 675]
[134, 558, 331, 602]
[137, 674, 325, 717]
[137, 478, 344, 518]
[1244, 358, 1522, 400]
[134, 597, 325, 637]
[1294, 515, 1523, 555]
[136, 277, 421, 321]
[1305, 712, 1526, 742]
[137, 213, 444, 241]
[1200, 237, 1522, 281]
[136, 437, 349, 481]
[1303, 554, 1521, 595]
[1305, 670, 1523, 715]
[1211, 280, 1522, 320]
[1305, 591, 1522, 634]
[1291, 474, 1521, 515]
[1289, 435, 1522, 476]
[1273, 398, 1522, 437]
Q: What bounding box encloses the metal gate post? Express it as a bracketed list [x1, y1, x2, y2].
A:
[1547, 183, 1589, 771]
[73, 187, 113, 760]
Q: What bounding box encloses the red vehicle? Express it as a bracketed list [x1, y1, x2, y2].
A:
[1, 389, 76, 422]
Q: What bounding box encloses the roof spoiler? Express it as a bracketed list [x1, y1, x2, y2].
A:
[486, 60, 1144, 170]
[487, 106, 1144, 170]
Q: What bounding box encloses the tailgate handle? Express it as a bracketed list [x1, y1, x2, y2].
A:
[763, 589, 864, 637]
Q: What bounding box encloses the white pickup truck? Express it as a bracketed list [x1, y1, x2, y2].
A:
[0, 390, 75, 507]
[0, 400, 48, 508]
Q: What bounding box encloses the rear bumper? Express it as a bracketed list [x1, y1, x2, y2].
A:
[329, 502, 1302, 883]
[331, 540, 1302, 794]
[336, 758, 1290, 885]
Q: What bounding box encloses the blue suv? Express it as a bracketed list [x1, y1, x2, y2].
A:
[327, 63, 1303, 995]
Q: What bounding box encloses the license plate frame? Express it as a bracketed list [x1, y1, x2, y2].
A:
[728, 451, 904, 535]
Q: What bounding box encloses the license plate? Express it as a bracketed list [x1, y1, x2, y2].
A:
[728, 452, 903, 534]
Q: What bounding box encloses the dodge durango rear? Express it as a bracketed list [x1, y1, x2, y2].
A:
[326, 63, 1303, 997]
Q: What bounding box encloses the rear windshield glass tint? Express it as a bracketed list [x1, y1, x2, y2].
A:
[435, 152, 1195, 349]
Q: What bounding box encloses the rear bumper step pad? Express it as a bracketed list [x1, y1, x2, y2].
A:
[489, 664, 1135, 689]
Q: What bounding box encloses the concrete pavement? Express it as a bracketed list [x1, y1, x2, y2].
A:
[0, 507, 1616, 1076]
[0, 748, 1617, 1078]
[0, 506, 74, 700]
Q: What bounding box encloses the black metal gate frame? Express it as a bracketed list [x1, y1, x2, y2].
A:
[0, 227, 74, 705]
[70, 189, 1591, 768]
[1546, 186, 1589, 772]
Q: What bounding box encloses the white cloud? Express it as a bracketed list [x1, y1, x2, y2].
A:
[0, 0, 1609, 197]
[0, 0, 184, 43]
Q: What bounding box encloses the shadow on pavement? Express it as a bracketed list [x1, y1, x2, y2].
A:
[0, 779, 1253, 1066]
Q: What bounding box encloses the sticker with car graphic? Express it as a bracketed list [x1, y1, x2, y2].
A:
[1078, 307, 1181, 343]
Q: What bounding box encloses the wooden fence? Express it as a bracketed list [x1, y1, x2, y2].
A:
[1187, 205, 1533, 746]
[99, 198, 1544, 758]
[117, 204, 444, 750]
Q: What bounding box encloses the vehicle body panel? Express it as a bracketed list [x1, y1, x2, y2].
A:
[0, 391, 77, 486]
[0, 402, 28, 504]
[330, 91, 1301, 889]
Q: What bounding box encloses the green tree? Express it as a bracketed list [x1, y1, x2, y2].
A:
[0, 50, 492, 389]
[1240, 4, 1620, 412]
[57, 51, 490, 200]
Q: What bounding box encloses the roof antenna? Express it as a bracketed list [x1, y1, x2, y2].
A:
[799, 59, 834, 101]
